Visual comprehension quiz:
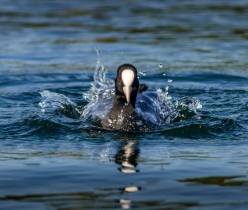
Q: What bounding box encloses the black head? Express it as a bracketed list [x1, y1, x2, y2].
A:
[115, 64, 139, 108]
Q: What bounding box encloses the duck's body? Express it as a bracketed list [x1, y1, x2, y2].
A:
[82, 64, 174, 130]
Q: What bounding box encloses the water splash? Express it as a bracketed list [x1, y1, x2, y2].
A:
[83, 48, 114, 103]
[39, 90, 80, 119]
[175, 96, 202, 121]
[139, 71, 147, 76]
[81, 49, 115, 120]
[81, 54, 202, 128]
[156, 86, 178, 124]
[38, 50, 202, 130]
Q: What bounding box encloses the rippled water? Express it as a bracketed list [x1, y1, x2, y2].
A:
[1, 0, 248, 209]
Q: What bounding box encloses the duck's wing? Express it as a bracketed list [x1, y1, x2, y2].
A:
[135, 92, 173, 126]
[81, 90, 114, 121]
[135, 92, 162, 126]
[138, 83, 148, 93]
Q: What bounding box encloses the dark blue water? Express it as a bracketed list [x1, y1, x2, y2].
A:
[1, 0, 248, 209]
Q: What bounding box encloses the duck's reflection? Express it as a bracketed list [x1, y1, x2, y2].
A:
[120, 199, 132, 209]
[114, 139, 140, 173]
[114, 138, 141, 209]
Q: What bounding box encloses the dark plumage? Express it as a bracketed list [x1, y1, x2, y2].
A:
[102, 64, 148, 130]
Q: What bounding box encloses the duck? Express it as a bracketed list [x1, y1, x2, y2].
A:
[39, 64, 199, 130]
[82, 63, 177, 130]
[102, 64, 148, 130]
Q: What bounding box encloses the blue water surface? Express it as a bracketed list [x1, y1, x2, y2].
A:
[1, 0, 248, 209]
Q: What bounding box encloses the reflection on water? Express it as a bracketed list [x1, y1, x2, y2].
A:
[1, 138, 248, 209]
[115, 139, 141, 209]
[120, 199, 132, 209]
[115, 140, 140, 173]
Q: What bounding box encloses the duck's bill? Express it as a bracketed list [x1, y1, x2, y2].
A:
[123, 86, 132, 104]
[121, 69, 134, 104]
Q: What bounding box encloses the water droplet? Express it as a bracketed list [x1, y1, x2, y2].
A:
[159, 63, 163, 68]
[139, 71, 146, 76]
[140, 100, 143, 102]
[163, 73, 166, 76]
[168, 79, 172, 83]
[157, 88, 162, 93]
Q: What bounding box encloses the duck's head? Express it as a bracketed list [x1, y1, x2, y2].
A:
[115, 64, 139, 108]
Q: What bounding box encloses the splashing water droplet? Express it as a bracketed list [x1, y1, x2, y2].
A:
[168, 79, 172, 83]
[163, 73, 166, 76]
[159, 63, 163, 68]
[139, 71, 146, 76]
[157, 88, 162, 93]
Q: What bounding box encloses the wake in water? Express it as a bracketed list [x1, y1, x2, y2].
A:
[39, 55, 202, 131]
